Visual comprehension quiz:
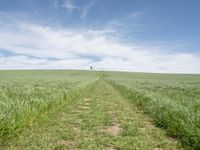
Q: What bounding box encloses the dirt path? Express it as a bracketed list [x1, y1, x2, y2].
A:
[2, 80, 183, 150]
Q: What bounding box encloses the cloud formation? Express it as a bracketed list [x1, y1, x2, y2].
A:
[80, 1, 94, 19]
[0, 21, 199, 73]
[62, 0, 80, 12]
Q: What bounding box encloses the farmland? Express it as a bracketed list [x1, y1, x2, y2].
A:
[107, 72, 200, 149]
[0, 70, 200, 149]
[0, 70, 98, 142]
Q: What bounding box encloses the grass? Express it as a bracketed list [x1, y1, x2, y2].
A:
[1, 79, 181, 150]
[106, 71, 200, 149]
[0, 70, 199, 149]
[0, 70, 98, 143]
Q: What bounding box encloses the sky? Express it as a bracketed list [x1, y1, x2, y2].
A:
[0, 0, 200, 73]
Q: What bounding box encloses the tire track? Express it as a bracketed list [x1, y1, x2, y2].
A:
[2, 79, 184, 150]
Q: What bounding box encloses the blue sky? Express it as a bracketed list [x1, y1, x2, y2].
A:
[0, 0, 200, 73]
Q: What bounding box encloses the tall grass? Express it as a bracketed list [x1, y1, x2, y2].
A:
[106, 72, 200, 149]
[0, 70, 97, 142]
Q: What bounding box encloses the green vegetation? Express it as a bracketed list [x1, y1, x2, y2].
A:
[106, 72, 200, 149]
[0, 70, 98, 142]
[0, 70, 199, 149]
[2, 79, 181, 150]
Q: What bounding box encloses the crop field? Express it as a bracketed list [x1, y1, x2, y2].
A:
[0, 70, 98, 142]
[0, 70, 200, 150]
[107, 72, 200, 149]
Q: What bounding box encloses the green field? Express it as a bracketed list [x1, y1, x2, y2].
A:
[106, 72, 200, 149]
[0, 70, 199, 149]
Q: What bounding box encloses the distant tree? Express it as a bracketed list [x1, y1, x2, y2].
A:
[90, 66, 93, 70]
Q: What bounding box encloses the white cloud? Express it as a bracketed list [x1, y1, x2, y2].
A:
[0, 22, 200, 73]
[62, 0, 80, 12]
[80, 1, 94, 19]
[59, 0, 95, 20]
[0, 54, 91, 69]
